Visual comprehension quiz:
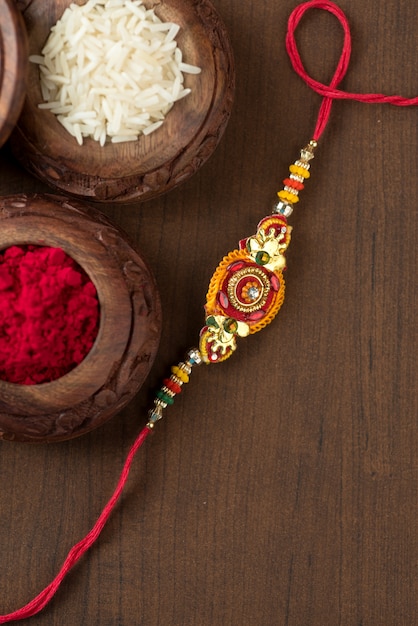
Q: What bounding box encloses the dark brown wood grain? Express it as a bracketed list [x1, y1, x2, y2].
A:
[10, 0, 235, 202]
[1, 0, 418, 623]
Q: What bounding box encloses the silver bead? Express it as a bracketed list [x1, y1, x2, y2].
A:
[300, 140, 317, 162]
[284, 185, 299, 195]
[272, 199, 293, 217]
[186, 348, 202, 366]
[295, 160, 310, 169]
[148, 405, 163, 425]
[178, 361, 192, 375]
[290, 173, 305, 183]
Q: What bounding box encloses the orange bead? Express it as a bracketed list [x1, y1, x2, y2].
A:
[283, 177, 304, 191]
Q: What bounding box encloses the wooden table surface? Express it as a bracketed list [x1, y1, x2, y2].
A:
[1, 1, 418, 624]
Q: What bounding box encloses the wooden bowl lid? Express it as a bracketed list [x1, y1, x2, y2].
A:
[0, 0, 28, 148]
[10, 0, 235, 203]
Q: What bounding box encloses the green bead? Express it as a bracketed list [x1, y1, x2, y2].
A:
[255, 250, 270, 265]
[224, 318, 238, 334]
[156, 390, 174, 405]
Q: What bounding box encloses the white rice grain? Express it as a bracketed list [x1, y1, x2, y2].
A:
[31, 0, 201, 146]
[179, 62, 202, 75]
[142, 120, 164, 135]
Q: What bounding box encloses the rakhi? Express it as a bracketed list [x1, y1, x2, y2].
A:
[2, 0, 418, 622]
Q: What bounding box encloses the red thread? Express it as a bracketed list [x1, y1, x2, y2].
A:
[286, 0, 418, 140]
[0, 425, 151, 623]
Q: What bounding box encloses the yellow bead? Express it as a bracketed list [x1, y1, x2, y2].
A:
[170, 374, 183, 386]
[171, 365, 189, 383]
[278, 189, 299, 203]
[289, 164, 310, 179]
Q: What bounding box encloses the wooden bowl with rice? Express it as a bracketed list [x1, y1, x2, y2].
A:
[9, 0, 235, 203]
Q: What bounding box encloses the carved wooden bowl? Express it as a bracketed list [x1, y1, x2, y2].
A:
[9, 0, 235, 203]
[0, 194, 162, 443]
[0, 0, 28, 148]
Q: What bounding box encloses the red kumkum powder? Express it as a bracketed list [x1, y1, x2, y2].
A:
[0, 245, 100, 385]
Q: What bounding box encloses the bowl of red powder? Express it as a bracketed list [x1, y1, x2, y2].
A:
[0, 194, 161, 443]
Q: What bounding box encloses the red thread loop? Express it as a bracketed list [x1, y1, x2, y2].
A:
[286, 0, 418, 140]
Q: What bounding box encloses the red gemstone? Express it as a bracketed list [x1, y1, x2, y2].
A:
[217, 290, 229, 309]
[270, 274, 280, 291]
[247, 310, 266, 321]
[227, 261, 246, 271]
